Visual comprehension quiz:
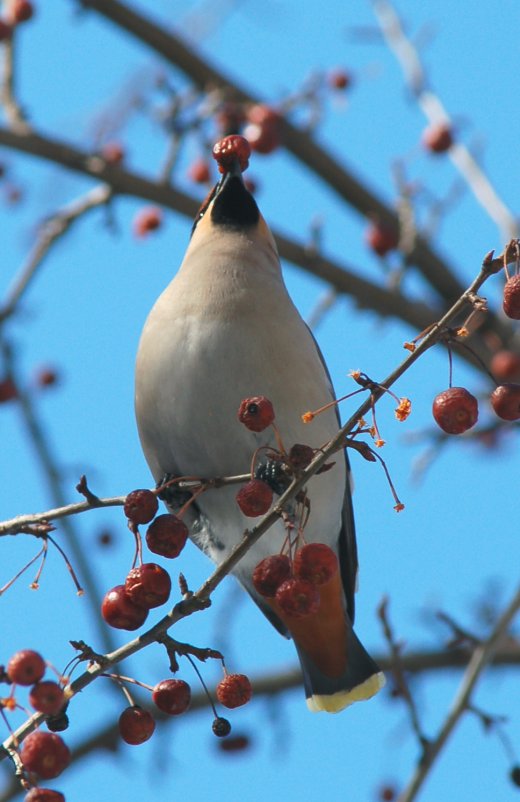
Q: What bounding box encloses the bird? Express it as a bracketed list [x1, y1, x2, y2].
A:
[134, 149, 385, 713]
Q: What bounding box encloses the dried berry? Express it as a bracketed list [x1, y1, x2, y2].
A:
[101, 585, 148, 631]
[288, 443, 315, 470]
[236, 479, 273, 517]
[145, 514, 188, 558]
[7, 650, 46, 686]
[123, 489, 158, 525]
[24, 789, 65, 802]
[422, 122, 454, 153]
[152, 679, 191, 715]
[432, 387, 478, 434]
[212, 135, 251, 174]
[503, 274, 520, 320]
[490, 350, 520, 382]
[20, 731, 70, 780]
[216, 673, 252, 709]
[212, 716, 232, 737]
[237, 396, 275, 432]
[29, 682, 65, 716]
[133, 207, 163, 238]
[124, 563, 171, 609]
[118, 705, 156, 745]
[365, 221, 399, 257]
[490, 383, 520, 421]
[275, 578, 321, 618]
[293, 543, 338, 586]
[252, 554, 291, 597]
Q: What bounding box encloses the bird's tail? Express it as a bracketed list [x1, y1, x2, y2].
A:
[295, 626, 385, 713]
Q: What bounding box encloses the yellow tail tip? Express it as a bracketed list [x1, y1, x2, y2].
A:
[306, 671, 386, 713]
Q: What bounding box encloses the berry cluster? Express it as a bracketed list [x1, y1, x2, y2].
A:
[252, 542, 338, 618]
[101, 490, 188, 631]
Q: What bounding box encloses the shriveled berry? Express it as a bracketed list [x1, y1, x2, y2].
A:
[288, 443, 315, 470]
[490, 383, 520, 421]
[212, 135, 251, 174]
[252, 554, 291, 597]
[422, 122, 454, 153]
[237, 395, 275, 432]
[218, 734, 251, 753]
[7, 650, 46, 686]
[503, 274, 520, 320]
[491, 350, 520, 382]
[118, 705, 156, 745]
[133, 207, 163, 238]
[46, 712, 69, 733]
[243, 105, 281, 155]
[123, 489, 158, 525]
[432, 387, 478, 434]
[236, 479, 273, 517]
[365, 221, 399, 256]
[212, 716, 232, 737]
[293, 543, 339, 586]
[9, 0, 34, 24]
[101, 585, 148, 630]
[29, 682, 65, 716]
[145, 514, 188, 558]
[20, 731, 70, 780]
[216, 673, 252, 709]
[0, 377, 18, 402]
[328, 69, 352, 90]
[275, 578, 320, 618]
[187, 157, 211, 184]
[125, 563, 171, 609]
[152, 679, 191, 715]
[25, 789, 65, 802]
[101, 141, 125, 165]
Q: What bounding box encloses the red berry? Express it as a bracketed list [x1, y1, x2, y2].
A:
[432, 387, 479, 434]
[0, 20, 12, 40]
[365, 221, 399, 256]
[36, 367, 59, 388]
[118, 705, 156, 745]
[216, 673, 252, 709]
[379, 786, 398, 801]
[124, 563, 171, 609]
[20, 731, 70, 780]
[503, 274, 520, 320]
[243, 105, 281, 155]
[123, 489, 158, 525]
[8, 1, 34, 24]
[0, 377, 18, 402]
[491, 350, 520, 382]
[288, 443, 315, 470]
[7, 650, 46, 686]
[145, 514, 188, 558]
[422, 122, 454, 153]
[212, 135, 251, 174]
[252, 554, 291, 597]
[275, 577, 320, 618]
[152, 679, 191, 715]
[133, 207, 163, 238]
[218, 734, 251, 753]
[187, 157, 211, 184]
[293, 543, 338, 586]
[236, 479, 273, 517]
[328, 69, 352, 90]
[101, 141, 125, 165]
[212, 716, 232, 737]
[490, 383, 520, 421]
[237, 395, 275, 432]
[101, 585, 148, 630]
[29, 682, 65, 716]
[25, 789, 65, 802]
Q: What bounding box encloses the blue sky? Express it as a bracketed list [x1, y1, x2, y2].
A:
[1, 1, 519, 801]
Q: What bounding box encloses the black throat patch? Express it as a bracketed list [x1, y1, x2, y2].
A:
[211, 175, 260, 229]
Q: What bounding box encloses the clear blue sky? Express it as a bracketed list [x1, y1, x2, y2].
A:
[1, 1, 519, 801]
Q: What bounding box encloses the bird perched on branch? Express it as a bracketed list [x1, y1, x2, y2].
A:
[135, 136, 384, 712]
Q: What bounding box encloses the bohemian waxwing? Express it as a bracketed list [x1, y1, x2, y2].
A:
[135, 158, 385, 712]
